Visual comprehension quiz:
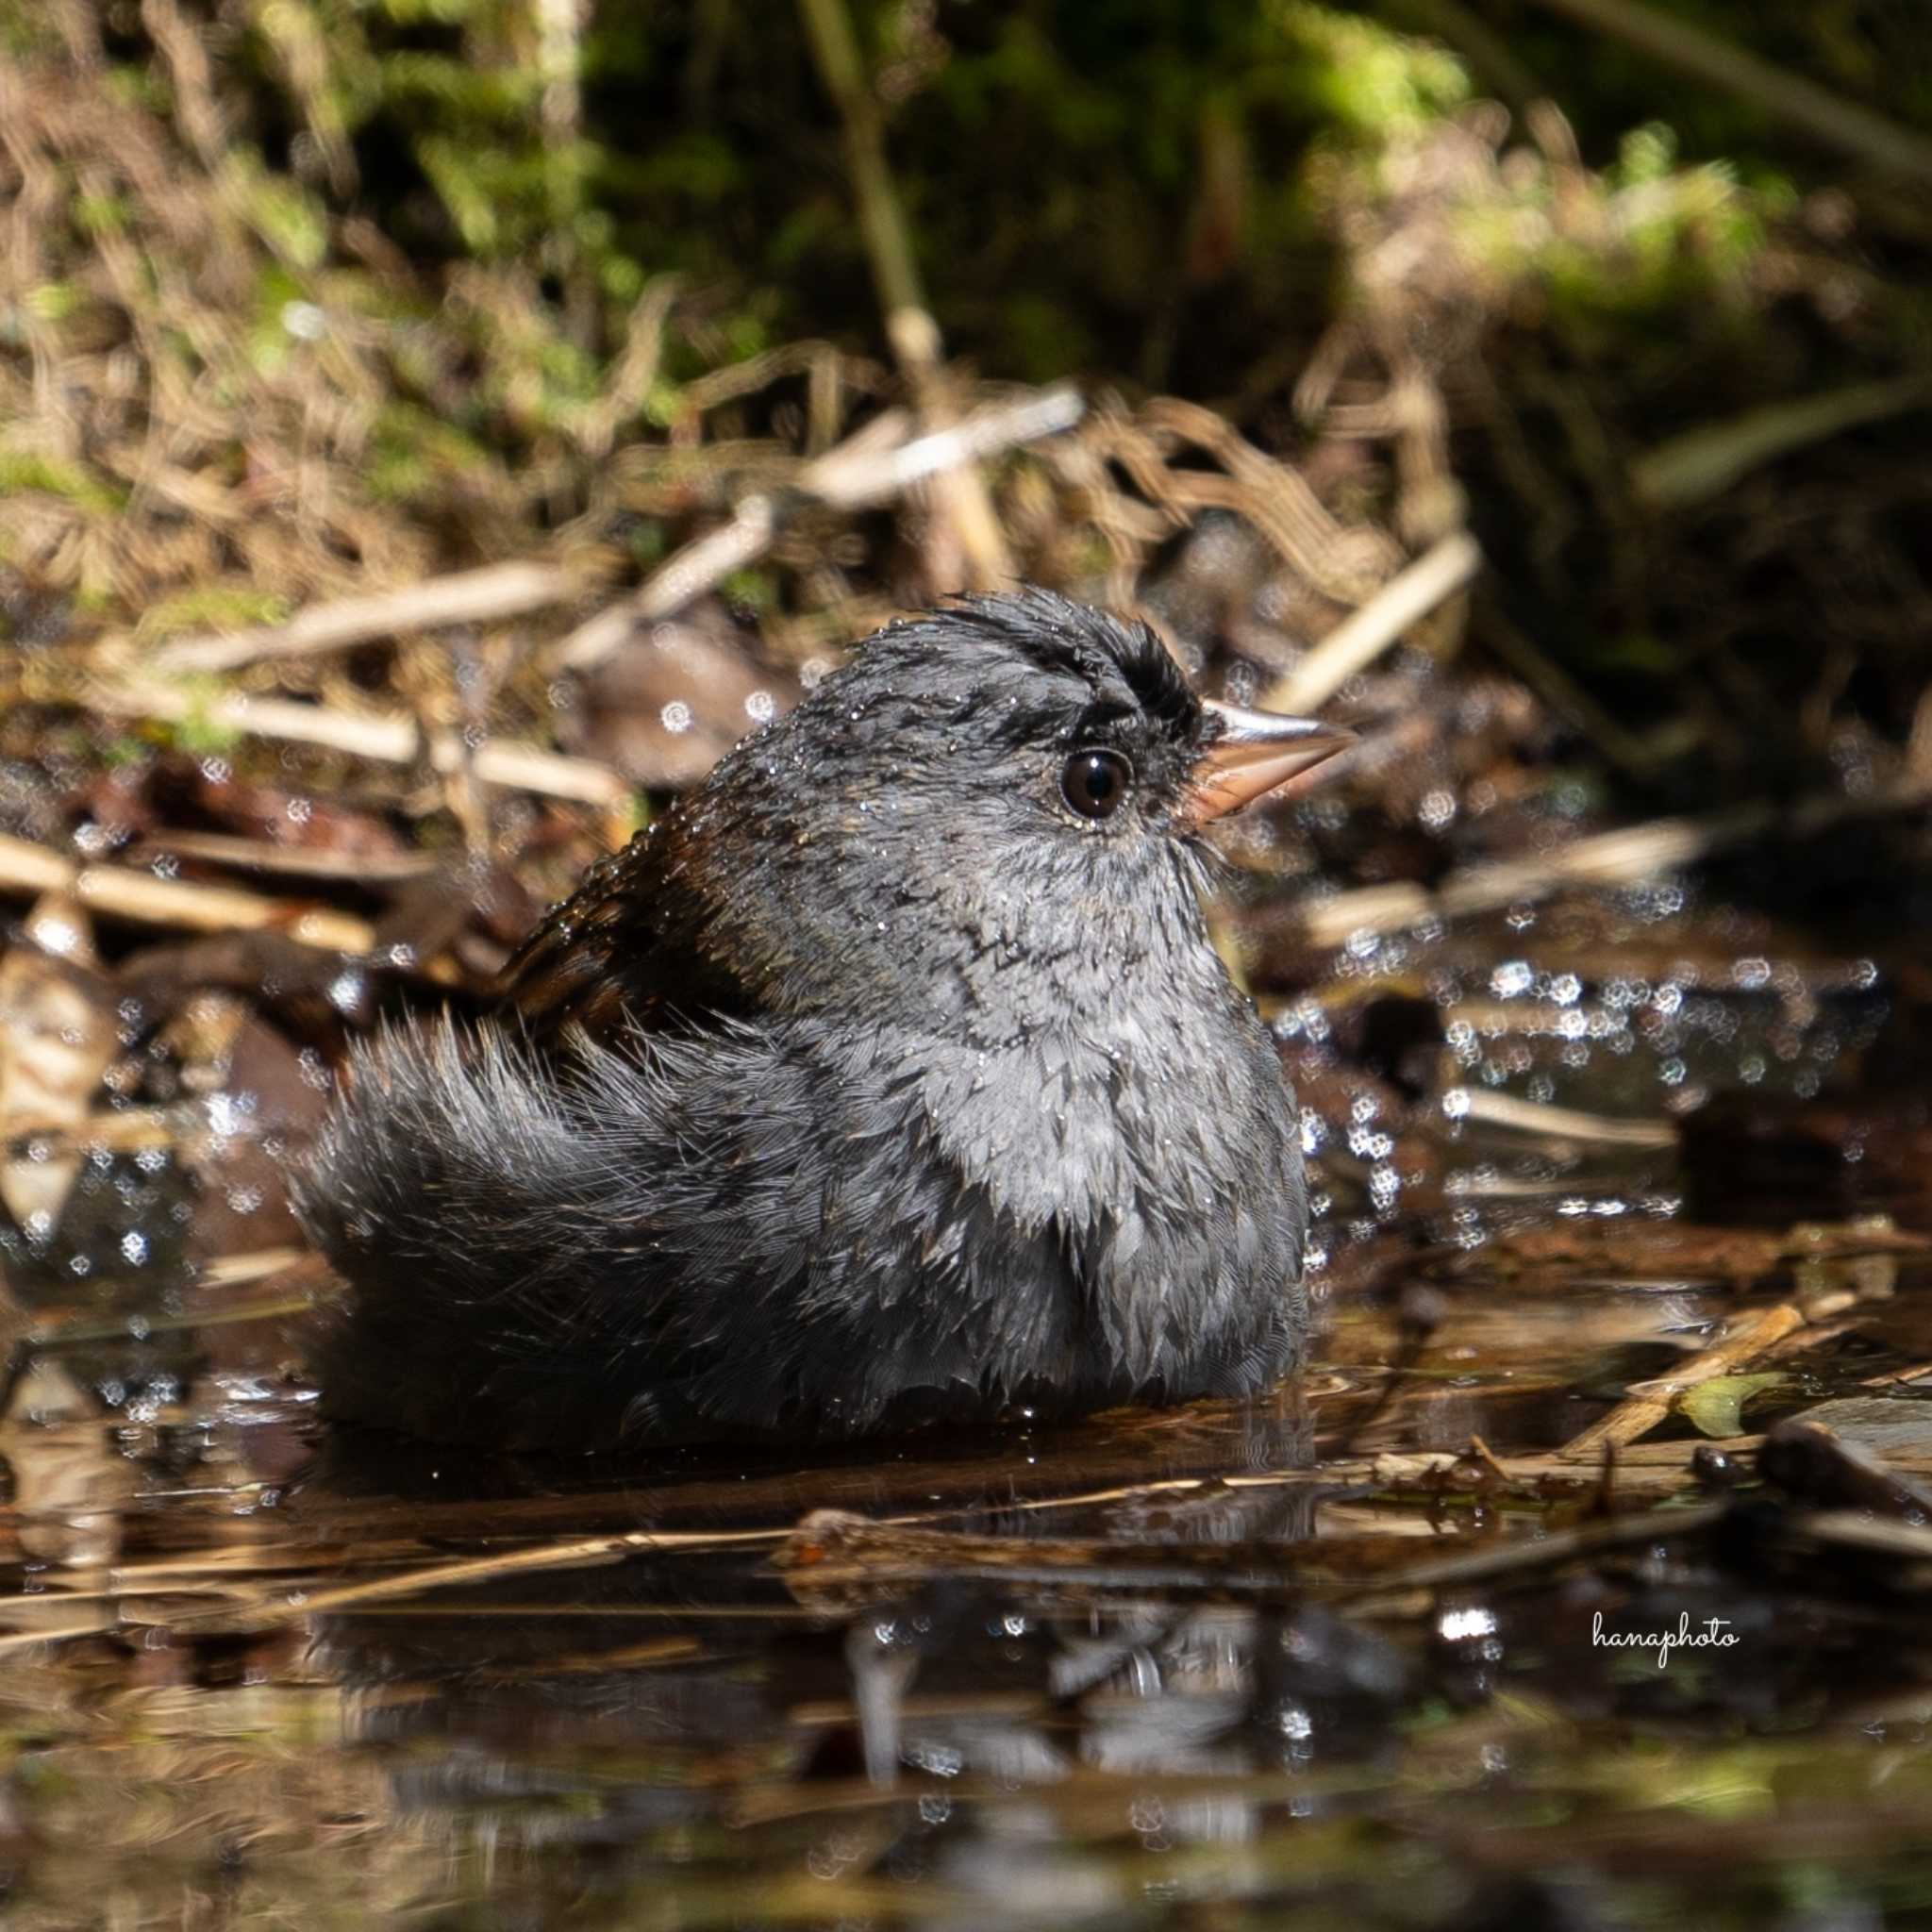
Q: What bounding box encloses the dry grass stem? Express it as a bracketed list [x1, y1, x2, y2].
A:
[795, 0, 1012, 589]
[1524, 0, 1932, 184]
[89, 680, 631, 808]
[1299, 778, 1932, 948]
[1558, 1304, 1809, 1459]
[1266, 529, 1483, 713]
[0, 829, 375, 950]
[127, 832, 441, 883]
[149, 559, 580, 675]
[558, 383, 1082, 671]
[161, 1524, 795, 1633]
[1450, 1089, 1679, 1149]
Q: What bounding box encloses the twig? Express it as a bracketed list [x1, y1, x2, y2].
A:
[557, 384, 1083, 671]
[0, 1620, 115, 1656]
[26, 1291, 316, 1348]
[13, 1250, 321, 1331]
[202, 1247, 310, 1287]
[128, 831, 440, 883]
[795, 0, 1011, 588]
[811, 385, 1085, 505]
[1466, 1434, 1514, 1483]
[86, 680, 631, 808]
[1345, 1502, 1731, 1604]
[555, 502, 779, 674]
[1448, 1088, 1678, 1150]
[4, 1108, 179, 1156]
[1264, 530, 1481, 714]
[1633, 376, 1932, 509]
[780, 1514, 1330, 1596]
[1862, 1360, 1932, 1389]
[158, 1524, 792, 1633]
[1357, 1448, 1721, 1502]
[1521, 0, 1932, 186]
[149, 558, 579, 676]
[1296, 778, 1932, 948]
[0, 830, 374, 950]
[779, 1497, 1738, 1604]
[1557, 1303, 1807, 1460]
[1785, 1511, 1932, 1561]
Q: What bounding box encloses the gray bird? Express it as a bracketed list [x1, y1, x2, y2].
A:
[296, 590, 1354, 1447]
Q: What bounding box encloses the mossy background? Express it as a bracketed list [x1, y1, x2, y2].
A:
[2, 0, 1928, 803]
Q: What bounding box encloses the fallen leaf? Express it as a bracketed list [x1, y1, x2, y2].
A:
[1681, 1373, 1789, 1440]
[0, 903, 119, 1234]
[0, 1357, 131, 1571]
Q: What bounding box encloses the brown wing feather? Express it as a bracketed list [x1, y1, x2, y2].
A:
[494, 825, 752, 1051]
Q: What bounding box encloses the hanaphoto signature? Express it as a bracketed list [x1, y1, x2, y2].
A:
[1592, 1611, 1741, 1669]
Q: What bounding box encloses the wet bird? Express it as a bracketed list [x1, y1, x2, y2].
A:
[297, 591, 1354, 1448]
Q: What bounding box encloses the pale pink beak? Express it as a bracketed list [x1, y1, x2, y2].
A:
[1179, 698, 1357, 829]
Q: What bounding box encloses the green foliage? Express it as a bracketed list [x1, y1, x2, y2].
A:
[164, 698, 246, 758]
[1680, 1373, 1790, 1439]
[10, 0, 1824, 425]
[0, 453, 125, 516]
[365, 403, 494, 506]
[230, 157, 331, 271]
[1276, 0, 1470, 137]
[141, 587, 292, 639]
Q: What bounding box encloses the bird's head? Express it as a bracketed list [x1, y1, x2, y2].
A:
[686, 589, 1355, 1029]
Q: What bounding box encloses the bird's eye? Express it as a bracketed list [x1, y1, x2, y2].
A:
[1059, 748, 1133, 821]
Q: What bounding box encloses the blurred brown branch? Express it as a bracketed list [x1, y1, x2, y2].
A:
[1523, 0, 1932, 184]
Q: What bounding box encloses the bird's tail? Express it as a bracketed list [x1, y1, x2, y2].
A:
[292, 1017, 646, 1445]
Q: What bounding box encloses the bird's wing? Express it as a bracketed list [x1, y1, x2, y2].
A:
[494, 824, 752, 1050]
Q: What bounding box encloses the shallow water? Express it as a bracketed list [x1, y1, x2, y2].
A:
[4, 878, 1932, 1930]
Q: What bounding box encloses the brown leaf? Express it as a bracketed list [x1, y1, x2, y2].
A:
[565, 601, 797, 789]
[0, 1357, 131, 1571]
[0, 906, 119, 1234]
[164, 1003, 333, 1257]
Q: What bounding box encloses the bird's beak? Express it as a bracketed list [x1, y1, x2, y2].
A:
[1179, 698, 1357, 830]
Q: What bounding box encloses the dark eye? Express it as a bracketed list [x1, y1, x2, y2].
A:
[1059, 748, 1133, 821]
